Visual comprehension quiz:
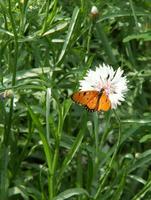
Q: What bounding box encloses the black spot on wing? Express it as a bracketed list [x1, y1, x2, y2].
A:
[84, 105, 96, 112]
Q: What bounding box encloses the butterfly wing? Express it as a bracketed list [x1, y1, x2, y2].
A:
[71, 90, 111, 112]
[71, 91, 100, 111]
[84, 93, 100, 111]
[98, 91, 111, 111]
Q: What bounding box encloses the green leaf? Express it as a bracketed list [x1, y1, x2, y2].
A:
[58, 114, 86, 182]
[123, 32, 151, 43]
[52, 188, 89, 200]
[139, 134, 151, 143]
[0, 28, 14, 36]
[130, 150, 151, 173]
[132, 175, 151, 200]
[43, 21, 68, 36]
[27, 105, 53, 174]
[112, 169, 127, 200]
[57, 7, 80, 65]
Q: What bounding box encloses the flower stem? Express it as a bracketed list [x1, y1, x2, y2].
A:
[94, 110, 121, 199]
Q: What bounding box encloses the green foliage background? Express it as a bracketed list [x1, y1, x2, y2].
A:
[0, 0, 151, 199]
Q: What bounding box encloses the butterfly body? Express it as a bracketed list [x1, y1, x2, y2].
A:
[71, 89, 111, 112]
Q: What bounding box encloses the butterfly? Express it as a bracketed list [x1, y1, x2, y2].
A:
[71, 89, 111, 112]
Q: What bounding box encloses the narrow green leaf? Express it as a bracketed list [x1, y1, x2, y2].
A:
[122, 119, 151, 124]
[62, 99, 72, 121]
[27, 105, 52, 174]
[130, 150, 151, 173]
[57, 7, 80, 64]
[129, 175, 146, 185]
[112, 169, 127, 200]
[123, 32, 151, 43]
[0, 28, 14, 36]
[3, 67, 50, 84]
[52, 188, 89, 200]
[132, 176, 151, 200]
[58, 116, 86, 182]
[43, 22, 68, 36]
[139, 134, 151, 143]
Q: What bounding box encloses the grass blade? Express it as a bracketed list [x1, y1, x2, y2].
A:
[52, 188, 89, 200]
[57, 7, 80, 65]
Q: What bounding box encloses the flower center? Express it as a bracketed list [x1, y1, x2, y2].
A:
[96, 81, 102, 90]
[104, 81, 111, 96]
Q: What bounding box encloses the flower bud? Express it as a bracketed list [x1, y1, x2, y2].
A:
[90, 6, 99, 18]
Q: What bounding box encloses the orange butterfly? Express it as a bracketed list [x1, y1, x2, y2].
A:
[71, 89, 111, 112]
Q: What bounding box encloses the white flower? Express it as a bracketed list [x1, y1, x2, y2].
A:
[79, 64, 128, 109]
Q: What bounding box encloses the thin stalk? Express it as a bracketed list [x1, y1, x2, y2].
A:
[132, 178, 151, 200]
[95, 21, 117, 65]
[1, 2, 18, 199]
[46, 88, 51, 142]
[94, 112, 99, 154]
[41, 0, 50, 34]
[85, 21, 93, 63]
[48, 105, 62, 199]
[41, 0, 58, 35]
[76, 153, 83, 187]
[129, 0, 139, 31]
[94, 110, 121, 199]
[8, 0, 18, 85]
[125, 42, 136, 67]
[99, 112, 111, 150]
[18, 0, 28, 35]
[51, 142, 59, 197]
[48, 144, 59, 199]
[89, 112, 100, 196]
[5, 0, 18, 144]
[45, 88, 53, 199]
[93, 112, 99, 179]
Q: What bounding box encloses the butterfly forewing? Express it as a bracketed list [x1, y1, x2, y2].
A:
[71, 91, 99, 106]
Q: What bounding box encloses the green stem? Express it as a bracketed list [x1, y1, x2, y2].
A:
[129, 0, 139, 31]
[51, 143, 59, 198]
[93, 112, 99, 180]
[94, 113, 99, 154]
[49, 144, 59, 199]
[95, 21, 117, 65]
[46, 88, 51, 142]
[1, 2, 18, 199]
[99, 113, 111, 150]
[132, 178, 151, 200]
[41, 0, 50, 34]
[48, 105, 62, 199]
[85, 21, 93, 63]
[94, 110, 121, 199]
[41, 0, 58, 35]
[5, 0, 18, 144]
